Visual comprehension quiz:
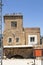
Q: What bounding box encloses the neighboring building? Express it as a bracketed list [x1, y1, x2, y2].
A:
[41, 37, 43, 44]
[40, 37, 43, 45]
[3, 13, 40, 59]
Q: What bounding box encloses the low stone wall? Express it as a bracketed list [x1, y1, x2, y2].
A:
[2, 59, 41, 65]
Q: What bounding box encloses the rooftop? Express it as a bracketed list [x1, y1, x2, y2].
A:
[4, 13, 23, 17]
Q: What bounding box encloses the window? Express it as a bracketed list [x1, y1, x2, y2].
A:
[8, 37, 13, 44]
[8, 38, 12, 43]
[28, 35, 37, 45]
[11, 21, 17, 27]
[16, 38, 19, 42]
[30, 37, 35, 42]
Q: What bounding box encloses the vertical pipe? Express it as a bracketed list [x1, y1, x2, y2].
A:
[0, 0, 2, 65]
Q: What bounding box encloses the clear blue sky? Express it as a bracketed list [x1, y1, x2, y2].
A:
[2, 0, 43, 36]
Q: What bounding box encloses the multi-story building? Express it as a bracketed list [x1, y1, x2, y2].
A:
[3, 13, 40, 59]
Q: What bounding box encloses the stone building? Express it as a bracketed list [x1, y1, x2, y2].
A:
[40, 37, 43, 45]
[3, 13, 40, 59]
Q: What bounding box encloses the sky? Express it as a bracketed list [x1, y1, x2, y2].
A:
[2, 0, 43, 36]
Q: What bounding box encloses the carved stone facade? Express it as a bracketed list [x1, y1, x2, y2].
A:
[3, 14, 40, 58]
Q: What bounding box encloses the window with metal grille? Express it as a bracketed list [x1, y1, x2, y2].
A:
[30, 37, 35, 42]
[11, 21, 17, 27]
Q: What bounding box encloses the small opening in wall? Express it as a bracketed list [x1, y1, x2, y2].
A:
[11, 21, 17, 27]
[16, 38, 19, 42]
[8, 38, 12, 43]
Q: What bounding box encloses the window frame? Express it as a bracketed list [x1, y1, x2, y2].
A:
[15, 37, 20, 45]
[8, 38, 12, 43]
[30, 37, 35, 42]
[16, 38, 19, 42]
[11, 21, 17, 27]
[28, 35, 37, 45]
[7, 37, 13, 44]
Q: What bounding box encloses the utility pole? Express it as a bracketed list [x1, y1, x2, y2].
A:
[0, 0, 2, 65]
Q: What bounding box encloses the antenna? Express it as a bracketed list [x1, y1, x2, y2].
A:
[0, 0, 2, 65]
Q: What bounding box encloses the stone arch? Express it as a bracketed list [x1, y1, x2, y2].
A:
[8, 54, 24, 59]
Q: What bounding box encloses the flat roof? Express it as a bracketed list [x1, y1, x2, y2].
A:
[4, 13, 23, 17]
[25, 28, 40, 30]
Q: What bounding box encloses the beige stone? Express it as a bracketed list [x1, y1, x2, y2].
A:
[3, 14, 40, 58]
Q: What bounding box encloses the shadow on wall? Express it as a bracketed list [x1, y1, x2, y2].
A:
[7, 55, 24, 59]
